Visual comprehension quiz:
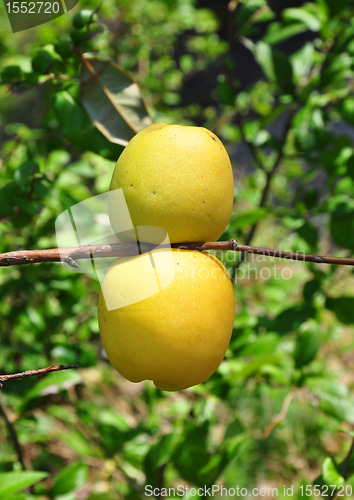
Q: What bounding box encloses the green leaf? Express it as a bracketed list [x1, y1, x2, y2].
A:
[73, 9, 97, 29]
[172, 425, 216, 487]
[342, 97, 354, 125]
[97, 409, 135, 454]
[329, 196, 354, 251]
[222, 418, 247, 464]
[306, 378, 354, 423]
[144, 433, 179, 487]
[53, 90, 123, 161]
[272, 50, 296, 95]
[231, 354, 284, 379]
[302, 187, 319, 209]
[321, 0, 351, 16]
[1, 65, 24, 84]
[325, 297, 354, 325]
[239, 333, 279, 357]
[23, 370, 82, 405]
[263, 22, 309, 46]
[14, 198, 41, 215]
[236, 0, 275, 30]
[0, 182, 18, 217]
[51, 461, 89, 497]
[290, 43, 316, 83]
[283, 7, 322, 31]
[217, 79, 235, 106]
[293, 323, 321, 369]
[54, 39, 73, 59]
[296, 220, 318, 248]
[80, 57, 152, 147]
[60, 430, 98, 457]
[2, 495, 26, 500]
[0, 471, 48, 497]
[303, 279, 321, 302]
[320, 52, 353, 88]
[31, 45, 62, 73]
[266, 305, 316, 335]
[230, 208, 268, 230]
[337, 445, 354, 479]
[13, 161, 39, 187]
[224, 417, 245, 441]
[322, 457, 345, 487]
[242, 40, 295, 94]
[295, 113, 314, 151]
[86, 494, 114, 500]
[242, 40, 274, 81]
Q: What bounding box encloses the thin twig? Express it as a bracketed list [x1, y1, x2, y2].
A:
[340, 438, 354, 477]
[0, 241, 354, 267]
[0, 398, 27, 469]
[157, 463, 167, 499]
[0, 364, 78, 389]
[262, 392, 295, 439]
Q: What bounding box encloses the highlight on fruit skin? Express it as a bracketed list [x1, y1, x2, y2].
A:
[98, 249, 235, 391]
[109, 122, 234, 244]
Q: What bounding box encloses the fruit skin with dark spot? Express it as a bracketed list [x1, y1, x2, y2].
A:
[109, 123, 234, 244]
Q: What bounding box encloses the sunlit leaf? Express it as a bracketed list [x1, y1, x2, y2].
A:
[23, 370, 82, 404]
[51, 461, 89, 497]
[80, 57, 152, 147]
[0, 471, 48, 497]
[322, 457, 345, 487]
[283, 7, 322, 31]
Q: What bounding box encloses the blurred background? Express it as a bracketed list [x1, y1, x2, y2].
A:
[1, 0, 354, 498]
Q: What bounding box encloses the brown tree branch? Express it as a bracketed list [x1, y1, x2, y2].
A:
[262, 392, 295, 439]
[0, 364, 78, 389]
[0, 240, 354, 268]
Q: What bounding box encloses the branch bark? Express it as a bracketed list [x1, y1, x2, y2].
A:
[0, 364, 78, 389]
[262, 391, 295, 439]
[1, 240, 354, 267]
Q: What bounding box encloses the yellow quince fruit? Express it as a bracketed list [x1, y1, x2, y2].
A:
[109, 123, 234, 244]
[98, 248, 235, 391]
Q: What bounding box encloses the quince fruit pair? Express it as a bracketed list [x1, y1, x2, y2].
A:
[98, 123, 235, 391]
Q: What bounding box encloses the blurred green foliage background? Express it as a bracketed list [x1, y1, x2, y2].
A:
[2, 0, 354, 498]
